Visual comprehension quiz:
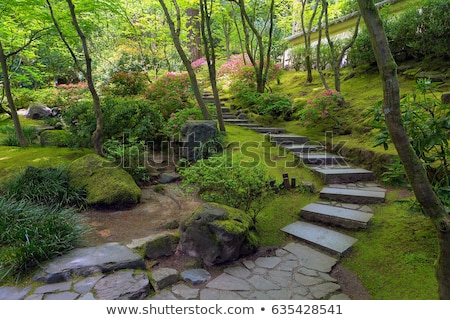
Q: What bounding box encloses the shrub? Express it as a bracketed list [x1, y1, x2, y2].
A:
[289, 45, 307, 72]
[163, 105, 204, 138]
[0, 198, 87, 282]
[104, 71, 148, 96]
[146, 72, 194, 119]
[3, 166, 87, 210]
[62, 96, 164, 147]
[298, 89, 345, 128]
[255, 93, 293, 119]
[179, 154, 272, 223]
[191, 57, 207, 71]
[56, 82, 90, 108]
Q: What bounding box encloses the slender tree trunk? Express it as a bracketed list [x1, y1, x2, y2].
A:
[316, 4, 329, 89]
[0, 42, 28, 147]
[200, 0, 225, 132]
[66, 0, 103, 156]
[158, 0, 211, 120]
[301, 0, 319, 84]
[356, 0, 450, 299]
[186, 8, 202, 62]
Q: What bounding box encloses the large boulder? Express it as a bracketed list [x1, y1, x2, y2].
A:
[68, 154, 141, 208]
[26, 103, 52, 119]
[180, 120, 218, 162]
[179, 202, 256, 266]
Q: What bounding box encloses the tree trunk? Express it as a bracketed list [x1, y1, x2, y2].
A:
[186, 8, 202, 62]
[356, 0, 450, 299]
[200, 0, 225, 132]
[0, 42, 28, 147]
[158, 0, 211, 120]
[67, 0, 104, 156]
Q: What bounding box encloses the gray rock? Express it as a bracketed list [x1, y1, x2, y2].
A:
[283, 242, 337, 273]
[149, 289, 178, 300]
[181, 120, 218, 161]
[158, 172, 182, 184]
[179, 202, 254, 266]
[26, 103, 52, 119]
[34, 281, 72, 294]
[145, 234, 179, 260]
[94, 270, 151, 300]
[247, 275, 280, 291]
[254, 257, 281, 269]
[442, 93, 450, 105]
[73, 275, 104, 294]
[152, 268, 179, 291]
[44, 292, 80, 300]
[181, 269, 211, 285]
[172, 284, 199, 299]
[223, 265, 251, 279]
[309, 282, 341, 299]
[206, 274, 252, 291]
[33, 243, 146, 283]
[0, 286, 32, 300]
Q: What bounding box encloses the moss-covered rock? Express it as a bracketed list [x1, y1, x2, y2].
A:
[68, 154, 141, 208]
[40, 130, 70, 147]
[179, 202, 256, 266]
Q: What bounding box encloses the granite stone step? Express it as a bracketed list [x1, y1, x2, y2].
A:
[221, 114, 237, 119]
[251, 127, 287, 134]
[294, 153, 346, 166]
[311, 167, 375, 184]
[300, 203, 373, 229]
[234, 123, 262, 128]
[223, 119, 249, 124]
[281, 144, 325, 153]
[281, 221, 358, 255]
[270, 134, 309, 145]
[320, 187, 386, 204]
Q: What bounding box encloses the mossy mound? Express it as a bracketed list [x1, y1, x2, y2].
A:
[40, 130, 70, 147]
[68, 154, 141, 208]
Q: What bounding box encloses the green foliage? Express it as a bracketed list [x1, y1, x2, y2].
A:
[163, 106, 204, 138]
[349, 0, 450, 66]
[180, 154, 272, 224]
[289, 45, 307, 72]
[56, 82, 90, 108]
[255, 92, 293, 119]
[146, 72, 194, 119]
[298, 89, 345, 128]
[368, 78, 450, 206]
[0, 198, 87, 283]
[62, 96, 164, 147]
[381, 158, 408, 187]
[3, 166, 87, 210]
[0, 125, 38, 146]
[104, 71, 149, 96]
[103, 137, 151, 185]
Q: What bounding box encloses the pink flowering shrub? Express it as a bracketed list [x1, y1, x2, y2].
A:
[191, 57, 207, 71]
[299, 90, 345, 128]
[146, 72, 194, 118]
[56, 82, 90, 107]
[217, 54, 251, 78]
[163, 105, 203, 138]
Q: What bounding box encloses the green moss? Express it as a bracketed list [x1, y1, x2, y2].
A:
[68, 154, 141, 207]
[40, 130, 70, 147]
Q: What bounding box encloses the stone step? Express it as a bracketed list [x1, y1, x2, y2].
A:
[221, 114, 237, 119]
[281, 221, 358, 255]
[270, 134, 309, 145]
[281, 144, 325, 153]
[251, 127, 287, 134]
[294, 153, 346, 166]
[300, 203, 373, 229]
[224, 119, 249, 124]
[320, 187, 386, 204]
[234, 123, 262, 128]
[221, 107, 230, 113]
[311, 167, 375, 184]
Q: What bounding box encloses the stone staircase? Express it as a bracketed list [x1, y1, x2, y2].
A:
[215, 101, 387, 257]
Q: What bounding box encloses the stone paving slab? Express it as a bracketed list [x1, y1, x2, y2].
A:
[251, 127, 286, 134]
[281, 144, 325, 153]
[300, 203, 373, 229]
[294, 153, 346, 166]
[320, 187, 386, 204]
[311, 167, 375, 184]
[281, 222, 358, 255]
[33, 243, 146, 283]
[270, 134, 309, 145]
